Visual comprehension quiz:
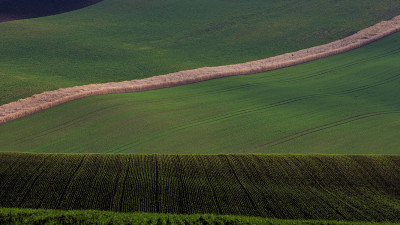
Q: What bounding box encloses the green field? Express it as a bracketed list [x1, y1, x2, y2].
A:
[1, 0, 400, 105]
[1, 32, 399, 154]
[1, 208, 398, 225]
[2, 1, 400, 224]
[1, 153, 400, 222]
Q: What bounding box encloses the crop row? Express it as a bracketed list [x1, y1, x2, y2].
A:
[1, 153, 400, 222]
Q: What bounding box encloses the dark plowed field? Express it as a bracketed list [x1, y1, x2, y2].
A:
[1, 153, 400, 222]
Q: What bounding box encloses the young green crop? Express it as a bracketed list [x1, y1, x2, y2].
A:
[1, 0, 400, 105]
[1, 32, 399, 154]
[1, 153, 400, 222]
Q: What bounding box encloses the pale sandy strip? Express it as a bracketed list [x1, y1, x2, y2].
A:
[1, 15, 400, 124]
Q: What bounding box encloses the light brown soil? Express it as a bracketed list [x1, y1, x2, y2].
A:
[1, 15, 400, 124]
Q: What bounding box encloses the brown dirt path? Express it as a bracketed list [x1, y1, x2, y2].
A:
[1, 15, 400, 124]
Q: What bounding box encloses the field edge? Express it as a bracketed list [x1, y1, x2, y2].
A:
[0, 207, 396, 225]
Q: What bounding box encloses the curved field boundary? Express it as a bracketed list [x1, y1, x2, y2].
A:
[0, 0, 103, 23]
[1, 15, 400, 125]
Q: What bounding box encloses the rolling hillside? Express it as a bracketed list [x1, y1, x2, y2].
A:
[1, 0, 400, 105]
[1, 153, 400, 222]
[1, 32, 399, 154]
[1, 1, 400, 224]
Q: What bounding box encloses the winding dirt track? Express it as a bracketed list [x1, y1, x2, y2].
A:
[1, 15, 400, 125]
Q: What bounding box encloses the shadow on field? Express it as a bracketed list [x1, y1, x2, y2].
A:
[0, 0, 103, 22]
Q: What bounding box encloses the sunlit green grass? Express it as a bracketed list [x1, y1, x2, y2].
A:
[2, 208, 396, 225]
[1, 32, 399, 154]
[1, 0, 400, 105]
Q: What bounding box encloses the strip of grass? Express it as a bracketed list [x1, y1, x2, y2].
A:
[1, 0, 400, 105]
[1, 153, 400, 222]
[1, 32, 399, 154]
[0, 208, 397, 225]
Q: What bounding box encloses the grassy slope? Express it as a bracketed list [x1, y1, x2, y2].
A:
[1, 0, 400, 105]
[1, 32, 400, 154]
[1, 153, 400, 222]
[1, 208, 397, 225]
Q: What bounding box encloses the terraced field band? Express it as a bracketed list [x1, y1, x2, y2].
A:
[1, 153, 400, 222]
[0, 15, 400, 124]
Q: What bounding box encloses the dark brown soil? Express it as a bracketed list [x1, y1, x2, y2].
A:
[0, 0, 103, 23]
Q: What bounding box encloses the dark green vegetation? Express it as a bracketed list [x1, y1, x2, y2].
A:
[1, 32, 400, 154]
[1, 208, 397, 225]
[1, 153, 400, 222]
[1, 0, 400, 105]
[0, 0, 102, 22]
